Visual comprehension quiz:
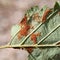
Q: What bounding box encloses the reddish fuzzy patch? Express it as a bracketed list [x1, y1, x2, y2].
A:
[18, 15, 31, 39]
[30, 25, 34, 29]
[30, 33, 41, 44]
[18, 32, 21, 39]
[42, 9, 51, 23]
[33, 13, 41, 22]
[26, 48, 33, 53]
[20, 25, 30, 36]
[31, 34, 37, 44]
[58, 12, 60, 15]
[20, 16, 27, 25]
[18, 24, 30, 39]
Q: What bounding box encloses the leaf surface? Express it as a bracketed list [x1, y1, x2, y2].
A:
[10, 1, 60, 60]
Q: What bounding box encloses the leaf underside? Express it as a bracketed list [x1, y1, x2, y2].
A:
[10, 2, 60, 60]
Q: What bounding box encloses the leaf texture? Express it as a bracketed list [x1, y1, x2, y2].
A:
[10, 1, 60, 60]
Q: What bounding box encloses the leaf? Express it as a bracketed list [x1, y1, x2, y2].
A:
[10, 6, 48, 45]
[9, 1, 60, 60]
[11, 24, 21, 37]
[54, 1, 60, 11]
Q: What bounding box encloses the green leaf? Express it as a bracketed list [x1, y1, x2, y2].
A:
[10, 6, 48, 45]
[9, 1, 60, 60]
[54, 1, 60, 11]
[11, 24, 21, 37]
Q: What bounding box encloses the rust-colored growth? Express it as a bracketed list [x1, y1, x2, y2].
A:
[18, 24, 30, 39]
[36, 33, 41, 36]
[18, 16, 31, 39]
[20, 25, 30, 36]
[58, 12, 60, 15]
[31, 34, 37, 44]
[26, 48, 33, 53]
[33, 13, 41, 22]
[18, 32, 21, 39]
[42, 9, 51, 23]
[30, 33, 41, 44]
[20, 16, 27, 25]
[33, 13, 39, 18]
[30, 25, 34, 29]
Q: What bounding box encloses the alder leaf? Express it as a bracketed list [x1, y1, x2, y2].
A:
[11, 24, 21, 37]
[10, 5, 48, 45]
[9, 1, 60, 60]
